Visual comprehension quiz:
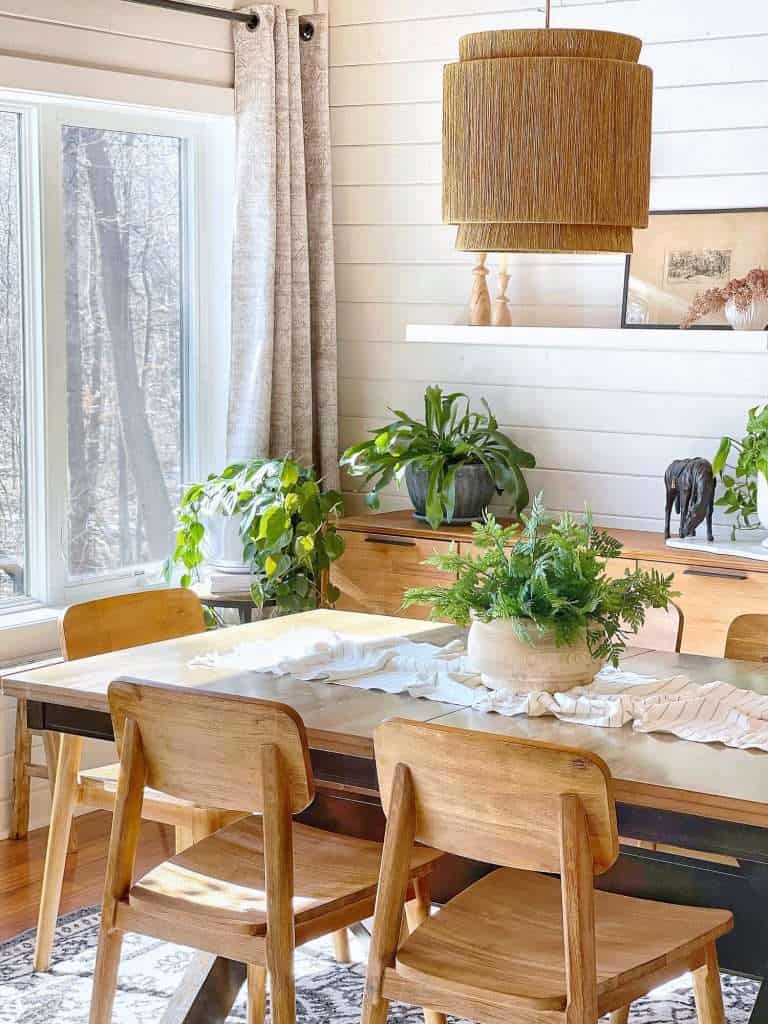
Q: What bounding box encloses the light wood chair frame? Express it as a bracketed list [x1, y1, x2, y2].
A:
[89, 682, 439, 1024]
[10, 696, 77, 851]
[361, 719, 730, 1024]
[725, 613, 768, 662]
[29, 588, 349, 974]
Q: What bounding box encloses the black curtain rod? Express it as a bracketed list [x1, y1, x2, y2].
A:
[122, 0, 316, 36]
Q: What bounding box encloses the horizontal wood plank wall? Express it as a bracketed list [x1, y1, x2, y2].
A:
[329, 0, 768, 533]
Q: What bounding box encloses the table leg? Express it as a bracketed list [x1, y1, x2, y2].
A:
[34, 734, 83, 972]
[160, 953, 246, 1024]
[749, 979, 768, 1024]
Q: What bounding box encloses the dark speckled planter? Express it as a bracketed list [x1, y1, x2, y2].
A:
[405, 463, 497, 525]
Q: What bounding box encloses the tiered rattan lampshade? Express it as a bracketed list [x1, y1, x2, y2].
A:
[442, 29, 653, 254]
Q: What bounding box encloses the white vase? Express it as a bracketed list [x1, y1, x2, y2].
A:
[725, 296, 768, 331]
[199, 511, 249, 572]
[467, 617, 605, 694]
[757, 474, 768, 548]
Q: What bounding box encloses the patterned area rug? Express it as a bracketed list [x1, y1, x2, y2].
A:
[0, 906, 759, 1023]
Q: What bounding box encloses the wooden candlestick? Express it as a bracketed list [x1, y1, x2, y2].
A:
[492, 254, 512, 326]
[469, 252, 491, 326]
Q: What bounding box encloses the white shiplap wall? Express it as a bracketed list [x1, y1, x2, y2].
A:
[329, 0, 768, 532]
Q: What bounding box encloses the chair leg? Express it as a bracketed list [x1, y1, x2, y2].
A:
[42, 732, 78, 854]
[333, 929, 352, 963]
[361, 991, 391, 1024]
[10, 699, 31, 840]
[404, 876, 446, 1024]
[247, 964, 267, 1024]
[610, 1006, 631, 1024]
[34, 735, 83, 972]
[88, 925, 124, 1024]
[268, 960, 296, 1024]
[693, 943, 726, 1024]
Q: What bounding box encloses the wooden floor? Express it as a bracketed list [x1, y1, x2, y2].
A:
[0, 811, 174, 942]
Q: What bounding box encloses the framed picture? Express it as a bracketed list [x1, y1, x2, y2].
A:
[621, 207, 768, 328]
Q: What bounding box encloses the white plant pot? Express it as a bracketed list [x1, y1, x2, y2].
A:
[467, 617, 605, 694]
[725, 297, 768, 331]
[199, 511, 250, 573]
[757, 474, 768, 548]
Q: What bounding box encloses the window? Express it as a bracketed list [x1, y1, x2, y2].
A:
[62, 126, 184, 581]
[0, 97, 233, 611]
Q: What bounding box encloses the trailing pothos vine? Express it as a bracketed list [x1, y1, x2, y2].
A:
[713, 405, 768, 538]
[164, 458, 345, 615]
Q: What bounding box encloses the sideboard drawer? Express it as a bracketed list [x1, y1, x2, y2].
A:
[331, 530, 454, 619]
[638, 559, 768, 657]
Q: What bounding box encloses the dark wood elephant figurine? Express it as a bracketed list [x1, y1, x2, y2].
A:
[664, 458, 715, 542]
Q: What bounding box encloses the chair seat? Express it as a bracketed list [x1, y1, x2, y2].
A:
[79, 763, 194, 807]
[395, 867, 732, 1012]
[129, 815, 442, 935]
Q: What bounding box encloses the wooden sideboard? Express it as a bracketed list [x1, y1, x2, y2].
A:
[330, 511, 768, 658]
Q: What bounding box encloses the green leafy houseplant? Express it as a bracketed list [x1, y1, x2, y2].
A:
[713, 405, 768, 537]
[164, 457, 345, 615]
[403, 496, 675, 666]
[339, 386, 536, 529]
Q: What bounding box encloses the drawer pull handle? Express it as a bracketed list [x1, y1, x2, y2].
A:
[364, 535, 416, 547]
[683, 568, 748, 581]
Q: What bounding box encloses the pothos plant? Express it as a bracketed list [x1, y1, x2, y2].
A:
[164, 458, 345, 615]
[403, 495, 675, 666]
[713, 405, 768, 537]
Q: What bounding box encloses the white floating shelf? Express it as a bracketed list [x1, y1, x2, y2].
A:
[405, 324, 768, 353]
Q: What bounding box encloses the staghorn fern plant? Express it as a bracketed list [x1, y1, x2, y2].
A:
[403, 495, 676, 666]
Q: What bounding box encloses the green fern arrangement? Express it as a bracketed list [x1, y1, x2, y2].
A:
[403, 495, 676, 666]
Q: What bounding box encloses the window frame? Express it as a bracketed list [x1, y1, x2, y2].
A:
[0, 92, 233, 614]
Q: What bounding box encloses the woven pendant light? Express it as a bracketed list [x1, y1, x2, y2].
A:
[442, 20, 653, 254]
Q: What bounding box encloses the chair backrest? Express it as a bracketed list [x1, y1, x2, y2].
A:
[59, 588, 206, 661]
[725, 613, 768, 662]
[631, 601, 684, 653]
[109, 679, 314, 814]
[375, 719, 618, 875]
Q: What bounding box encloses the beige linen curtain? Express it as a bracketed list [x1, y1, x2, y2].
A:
[227, 5, 339, 489]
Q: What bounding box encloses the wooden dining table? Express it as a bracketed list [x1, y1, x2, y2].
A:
[4, 608, 768, 1024]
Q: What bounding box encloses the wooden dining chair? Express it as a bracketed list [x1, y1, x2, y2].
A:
[632, 601, 684, 653]
[725, 613, 768, 662]
[362, 719, 732, 1024]
[89, 681, 443, 1024]
[31, 589, 220, 972]
[33, 588, 355, 974]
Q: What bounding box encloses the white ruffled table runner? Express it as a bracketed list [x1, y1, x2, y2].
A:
[191, 629, 768, 752]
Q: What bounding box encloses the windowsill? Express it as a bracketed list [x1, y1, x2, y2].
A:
[0, 603, 62, 666]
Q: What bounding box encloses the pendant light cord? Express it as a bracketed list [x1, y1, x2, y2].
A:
[544, 0, 551, 28]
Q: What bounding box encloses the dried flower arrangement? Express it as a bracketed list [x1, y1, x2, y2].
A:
[681, 267, 768, 328]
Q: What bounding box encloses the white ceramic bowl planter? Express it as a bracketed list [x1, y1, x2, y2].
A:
[467, 616, 605, 694]
[199, 510, 250, 573]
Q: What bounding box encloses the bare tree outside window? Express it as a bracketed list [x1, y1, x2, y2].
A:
[0, 111, 25, 602]
[62, 126, 184, 580]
